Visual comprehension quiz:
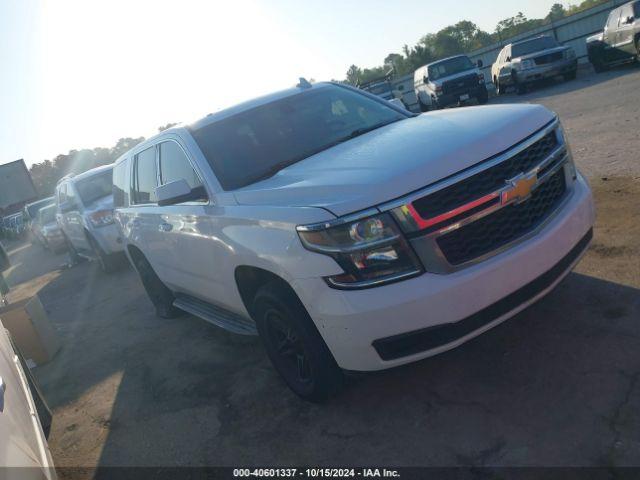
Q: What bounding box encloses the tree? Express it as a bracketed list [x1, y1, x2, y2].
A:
[547, 3, 566, 22]
[158, 122, 178, 132]
[345, 65, 361, 86]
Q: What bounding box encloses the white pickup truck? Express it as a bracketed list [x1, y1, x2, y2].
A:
[113, 81, 595, 401]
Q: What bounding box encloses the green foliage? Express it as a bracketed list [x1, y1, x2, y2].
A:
[344, 0, 611, 81]
[29, 136, 146, 197]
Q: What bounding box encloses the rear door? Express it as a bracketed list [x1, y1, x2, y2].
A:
[129, 145, 167, 278]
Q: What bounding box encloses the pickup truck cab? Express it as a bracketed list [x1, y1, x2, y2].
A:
[114, 81, 594, 401]
[587, 1, 639, 72]
[55, 164, 124, 272]
[492, 35, 578, 94]
[414, 55, 488, 111]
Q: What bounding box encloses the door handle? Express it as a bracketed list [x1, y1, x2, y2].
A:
[159, 222, 173, 232]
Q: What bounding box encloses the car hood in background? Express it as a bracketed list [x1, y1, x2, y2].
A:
[430, 68, 480, 87]
[233, 104, 556, 217]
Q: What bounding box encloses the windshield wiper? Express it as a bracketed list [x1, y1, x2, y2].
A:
[347, 119, 402, 140]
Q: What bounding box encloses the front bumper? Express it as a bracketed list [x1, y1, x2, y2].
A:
[91, 223, 124, 255]
[293, 174, 594, 371]
[515, 58, 577, 84]
[435, 84, 487, 107]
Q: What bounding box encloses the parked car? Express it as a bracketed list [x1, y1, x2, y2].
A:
[4, 214, 26, 240]
[23, 197, 55, 246]
[55, 164, 124, 272]
[0, 216, 11, 239]
[37, 204, 66, 253]
[0, 323, 56, 477]
[492, 35, 578, 95]
[413, 55, 487, 111]
[113, 81, 594, 401]
[587, 1, 639, 72]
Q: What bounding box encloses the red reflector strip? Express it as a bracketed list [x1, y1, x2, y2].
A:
[407, 192, 500, 230]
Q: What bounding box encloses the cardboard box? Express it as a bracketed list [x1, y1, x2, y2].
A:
[0, 295, 60, 366]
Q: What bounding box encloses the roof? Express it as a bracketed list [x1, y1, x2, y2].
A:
[426, 54, 471, 67]
[511, 34, 553, 47]
[58, 163, 114, 185]
[188, 82, 334, 132]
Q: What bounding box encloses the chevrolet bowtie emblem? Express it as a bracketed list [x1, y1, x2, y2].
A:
[501, 173, 537, 205]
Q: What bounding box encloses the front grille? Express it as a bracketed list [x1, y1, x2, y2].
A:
[534, 52, 563, 65]
[442, 74, 478, 95]
[436, 168, 567, 265]
[413, 130, 559, 220]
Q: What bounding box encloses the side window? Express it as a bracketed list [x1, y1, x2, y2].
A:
[607, 9, 620, 30]
[113, 161, 128, 208]
[133, 146, 158, 204]
[635, 2, 640, 18]
[619, 5, 633, 24]
[158, 142, 203, 190]
[66, 183, 76, 204]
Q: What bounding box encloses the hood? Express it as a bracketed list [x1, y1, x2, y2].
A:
[586, 32, 604, 43]
[516, 45, 569, 61]
[83, 194, 114, 214]
[233, 104, 556, 217]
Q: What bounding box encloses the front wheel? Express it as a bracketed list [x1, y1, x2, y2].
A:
[87, 234, 117, 273]
[253, 283, 342, 402]
[133, 254, 182, 319]
[477, 89, 489, 105]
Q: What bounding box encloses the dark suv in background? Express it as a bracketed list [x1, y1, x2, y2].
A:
[587, 1, 639, 72]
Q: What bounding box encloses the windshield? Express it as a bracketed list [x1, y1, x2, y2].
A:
[27, 198, 53, 219]
[189, 85, 406, 190]
[39, 205, 57, 224]
[428, 56, 475, 80]
[512, 36, 559, 57]
[76, 170, 113, 205]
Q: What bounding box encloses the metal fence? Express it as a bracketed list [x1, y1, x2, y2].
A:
[468, 0, 629, 87]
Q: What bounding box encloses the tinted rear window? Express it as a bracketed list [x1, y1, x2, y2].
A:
[512, 37, 559, 57]
[189, 85, 406, 190]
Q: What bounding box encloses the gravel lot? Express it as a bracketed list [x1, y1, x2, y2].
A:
[4, 65, 639, 472]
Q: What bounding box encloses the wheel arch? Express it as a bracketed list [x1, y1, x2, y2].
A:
[235, 265, 304, 319]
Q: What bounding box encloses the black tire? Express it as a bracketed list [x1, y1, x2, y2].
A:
[563, 69, 577, 81]
[133, 253, 182, 319]
[64, 234, 82, 264]
[593, 61, 608, 73]
[418, 97, 430, 112]
[87, 234, 117, 273]
[494, 77, 505, 96]
[253, 282, 342, 402]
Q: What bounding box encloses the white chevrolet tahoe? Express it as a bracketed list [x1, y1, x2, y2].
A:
[113, 81, 595, 401]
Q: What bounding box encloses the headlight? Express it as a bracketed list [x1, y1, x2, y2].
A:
[297, 212, 422, 289]
[89, 209, 115, 228]
[556, 123, 577, 180]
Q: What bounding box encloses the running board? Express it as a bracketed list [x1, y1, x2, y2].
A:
[173, 295, 258, 336]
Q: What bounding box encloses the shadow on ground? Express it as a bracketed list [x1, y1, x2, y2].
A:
[33, 255, 640, 467]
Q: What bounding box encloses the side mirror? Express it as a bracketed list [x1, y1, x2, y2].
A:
[59, 201, 75, 213]
[626, 15, 634, 24]
[156, 179, 206, 207]
[423, 75, 429, 84]
[506, 56, 511, 62]
[477, 59, 483, 68]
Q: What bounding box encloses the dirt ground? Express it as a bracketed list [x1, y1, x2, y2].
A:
[3, 65, 639, 472]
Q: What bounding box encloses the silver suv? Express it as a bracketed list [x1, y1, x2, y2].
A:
[492, 35, 578, 94]
[113, 82, 594, 401]
[55, 164, 124, 272]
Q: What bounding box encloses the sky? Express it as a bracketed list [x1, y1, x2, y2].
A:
[0, 0, 564, 168]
